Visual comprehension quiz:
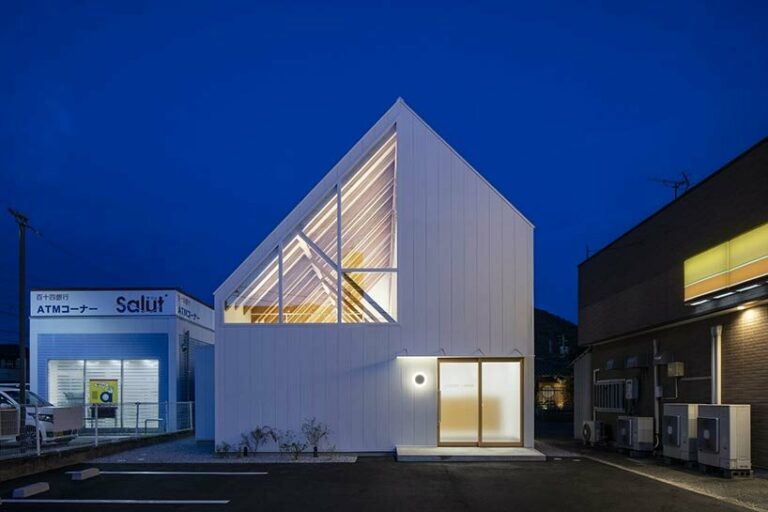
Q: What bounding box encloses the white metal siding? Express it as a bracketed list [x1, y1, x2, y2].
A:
[215, 101, 534, 451]
[573, 352, 593, 439]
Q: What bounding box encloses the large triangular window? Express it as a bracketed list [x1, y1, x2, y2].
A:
[225, 132, 397, 323]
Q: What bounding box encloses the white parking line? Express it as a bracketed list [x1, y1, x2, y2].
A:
[98, 470, 268, 476]
[1, 499, 229, 505]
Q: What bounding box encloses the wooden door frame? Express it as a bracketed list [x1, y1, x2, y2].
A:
[437, 357, 524, 447]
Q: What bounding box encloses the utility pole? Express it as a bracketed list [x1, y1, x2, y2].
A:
[8, 208, 37, 438]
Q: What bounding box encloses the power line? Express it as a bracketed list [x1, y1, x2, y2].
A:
[33, 230, 126, 283]
[2, 215, 125, 285]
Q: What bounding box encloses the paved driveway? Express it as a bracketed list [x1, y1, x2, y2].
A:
[0, 457, 752, 511]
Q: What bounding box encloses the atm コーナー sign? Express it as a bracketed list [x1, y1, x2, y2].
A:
[31, 289, 213, 329]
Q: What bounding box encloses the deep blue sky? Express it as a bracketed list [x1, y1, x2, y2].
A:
[2, 1, 768, 337]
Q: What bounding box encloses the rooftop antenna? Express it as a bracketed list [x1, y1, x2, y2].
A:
[650, 171, 690, 200]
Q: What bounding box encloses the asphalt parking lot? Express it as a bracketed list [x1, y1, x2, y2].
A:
[0, 457, 753, 511]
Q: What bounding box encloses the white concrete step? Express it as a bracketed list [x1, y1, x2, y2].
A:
[396, 445, 546, 462]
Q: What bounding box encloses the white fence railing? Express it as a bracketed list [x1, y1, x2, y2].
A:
[0, 401, 194, 461]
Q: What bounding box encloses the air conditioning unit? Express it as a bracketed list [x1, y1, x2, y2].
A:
[617, 416, 654, 452]
[582, 420, 603, 445]
[697, 404, 751, 470]
[663, 403, 698, 461]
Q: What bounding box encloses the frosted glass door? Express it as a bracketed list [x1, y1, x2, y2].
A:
[481, 361, 522, 444]
[439, 361, 479, 444]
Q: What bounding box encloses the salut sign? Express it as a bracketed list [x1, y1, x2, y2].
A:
[31, 289, 213, 329]
[115, 294, 167, 314]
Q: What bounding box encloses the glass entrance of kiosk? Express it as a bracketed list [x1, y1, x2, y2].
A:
[437, 358, 523, 446]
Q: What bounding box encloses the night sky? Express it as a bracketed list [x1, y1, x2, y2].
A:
[2, 1, 768, 339]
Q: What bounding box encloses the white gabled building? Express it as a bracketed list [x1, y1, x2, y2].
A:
[214, 99, 535, 452]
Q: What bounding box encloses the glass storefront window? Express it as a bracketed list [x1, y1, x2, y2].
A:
[47, 358, 160, 429]
[48, 359, 85, 406]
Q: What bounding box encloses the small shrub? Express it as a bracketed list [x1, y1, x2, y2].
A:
[239, 433, 252, 455]
[301, 418, 330, 457]
[216, 442, 233, 454]
[248, 425, 277, 452]
[277, 429, 307, 460]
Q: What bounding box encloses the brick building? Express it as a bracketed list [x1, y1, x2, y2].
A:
[576, 137, 768, 467]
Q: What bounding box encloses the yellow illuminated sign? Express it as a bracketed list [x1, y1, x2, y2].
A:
[684, 222, 768, 301]
[89, 379, 119, 405]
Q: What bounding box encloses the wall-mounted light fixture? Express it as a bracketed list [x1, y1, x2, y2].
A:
[413, 373, 427, 387]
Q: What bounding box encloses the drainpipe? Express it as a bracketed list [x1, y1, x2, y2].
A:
[652, 339, 660, 439]
[710, 325, 722, 404]
[592, 368, 599, 422]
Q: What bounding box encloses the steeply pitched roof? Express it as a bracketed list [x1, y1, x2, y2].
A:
[215, 98, 533, 299]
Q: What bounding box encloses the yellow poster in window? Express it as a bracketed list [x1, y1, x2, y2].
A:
[89, 379, 119, 405]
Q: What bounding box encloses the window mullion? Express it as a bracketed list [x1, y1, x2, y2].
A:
[336, 184, 342, 323]
[278, 242, 284, 323]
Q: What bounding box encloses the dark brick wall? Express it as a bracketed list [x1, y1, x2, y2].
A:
[722, 305, 768, 467]
[589, 307, 768, 467]
[579, 138, 768, 345]
[591, 320, 713, 440]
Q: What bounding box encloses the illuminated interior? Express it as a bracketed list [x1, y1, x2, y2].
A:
[48, 359, 160, 428]
[536, 378, 570, 411]
[281, 234, 338, 323]
[684, 222, 768, 302]
[224, 250, 280, 323]
[439, 361, 479, 444]
[438, 359, 522, 446]
[225, 133, 397, 323]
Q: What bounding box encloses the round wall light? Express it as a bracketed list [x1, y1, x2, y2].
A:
[413, 373, 427, 387]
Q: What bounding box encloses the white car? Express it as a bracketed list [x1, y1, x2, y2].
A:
[0, 388, 82, 446]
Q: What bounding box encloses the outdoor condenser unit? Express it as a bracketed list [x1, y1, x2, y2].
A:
[697, 404, 751, 470]
[616, 416, 654, 452]
[662, 403, 698, 461]
[582, 420, 603, 445]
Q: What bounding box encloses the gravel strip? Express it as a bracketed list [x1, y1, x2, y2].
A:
[89, 436, 356, 463]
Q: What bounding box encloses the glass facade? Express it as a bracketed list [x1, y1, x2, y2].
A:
[226, 132, 397, 323]
[438, 359, 523, 446]
[282, 235, 338, 323]
[480, 361, 522, 443]
[341, 271, 397, 322]
[438, 361, 480, 444]
[48, 359, 160, 428]
[224, 250, 280, 323]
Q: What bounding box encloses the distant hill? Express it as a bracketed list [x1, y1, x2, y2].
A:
[534, 308, 580, 376]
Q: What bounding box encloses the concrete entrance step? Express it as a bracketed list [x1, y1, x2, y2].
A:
[396, 445, 546, 462]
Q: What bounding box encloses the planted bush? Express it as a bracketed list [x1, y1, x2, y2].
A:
[216, 441, 233, 454]
[301, 417, 330, 458]
[277, 429, 308, 460]
[247, 425, 277, 453]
